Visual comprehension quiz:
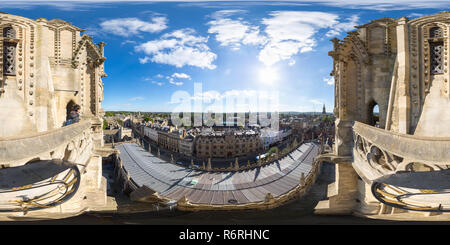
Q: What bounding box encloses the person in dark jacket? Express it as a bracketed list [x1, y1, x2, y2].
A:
[65, 104, 81, 126]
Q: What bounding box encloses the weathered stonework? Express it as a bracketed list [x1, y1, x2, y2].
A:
[318, 12, 450, 220]
[0, 13, 107, 220]
[0, 13, 106, 142]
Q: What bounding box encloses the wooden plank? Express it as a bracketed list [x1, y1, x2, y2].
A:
[258, 182, 284, 196]
[248, 186, 269, 201]
[223, 190, 237, 204]
[211, 191, 224, 205]
[198, 190, 215, 204]
[240, 188, 260, 203]
[186, 189, 205, 203]
[164, 186, 188, 200]
[232, 190, 250, 204]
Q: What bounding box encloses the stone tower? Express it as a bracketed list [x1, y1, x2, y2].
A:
[316, 12, 450, 219]
[0, 13, 106, 146]
[0, 13, 108, 220]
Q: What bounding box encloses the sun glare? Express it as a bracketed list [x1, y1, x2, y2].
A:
[258, 66, 279, 85]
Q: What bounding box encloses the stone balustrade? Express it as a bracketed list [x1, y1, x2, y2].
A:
[0, 121, 94, 167]
[353, 121, 450, 181]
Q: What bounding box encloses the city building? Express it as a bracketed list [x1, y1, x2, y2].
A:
[179, 134, 195, 156]
[260, 129, 280, 150]
[143, 125, 158, 143]
[259, 128, 292, 150]
[290, 118, 305, 135]
[195, 130, 262, 159]
[157, 126, 181, 153]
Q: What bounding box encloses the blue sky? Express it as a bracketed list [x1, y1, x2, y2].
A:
[2, 1, 446, 112]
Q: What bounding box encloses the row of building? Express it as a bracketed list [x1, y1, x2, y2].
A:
[140, 123, 293, 159]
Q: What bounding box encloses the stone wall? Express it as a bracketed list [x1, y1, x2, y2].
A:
[0, 120, 93, 167]
[0, 13, 106, 141]
[324, 12, 450, 219]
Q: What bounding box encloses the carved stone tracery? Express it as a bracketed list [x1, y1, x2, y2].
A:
[430, 41, 444, 74]
[2, 26, 16, 76]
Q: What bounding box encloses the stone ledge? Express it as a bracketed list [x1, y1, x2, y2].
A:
[0, 121, 91, 163]
[354, 121, 450, 162]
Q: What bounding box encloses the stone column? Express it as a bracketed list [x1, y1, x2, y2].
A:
[315, 161, 358, 215]
[334, 119, 354, 156]
[300, 172, 306, 186]
[206, 158, 211, 171]
[396, 17, 411, 134]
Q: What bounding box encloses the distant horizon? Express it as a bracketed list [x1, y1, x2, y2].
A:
[105, 110, 332, 114]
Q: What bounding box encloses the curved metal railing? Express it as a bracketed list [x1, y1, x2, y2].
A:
[371, 182, 450, 212]
[0, 163, 81, 212]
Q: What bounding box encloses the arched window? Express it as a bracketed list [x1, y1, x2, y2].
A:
[3, 26, 16, 76]
[429, 27, 444, 75]
[368, 101, 380, 127]
[430, 26, 443, 38]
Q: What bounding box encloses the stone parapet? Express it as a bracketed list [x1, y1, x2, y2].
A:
[0, 121, 92, 167]
[353, 121, 450, 181]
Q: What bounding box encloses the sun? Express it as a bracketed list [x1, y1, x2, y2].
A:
[258, 66, 279, 85]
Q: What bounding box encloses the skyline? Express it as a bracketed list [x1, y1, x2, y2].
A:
[1, 1, 445, 113]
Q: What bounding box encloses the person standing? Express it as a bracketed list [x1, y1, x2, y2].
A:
[65, 104, 81, 126]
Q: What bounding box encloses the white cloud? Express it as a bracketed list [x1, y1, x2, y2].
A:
[135, 28, 217, 69]
[155, 74, 164, 78]
[167, 77, 184, 86]
[408, 13, 425, 18]
[326, 14, 359, 37]
[207, 12, 267, 50]
[309, 99, 324, 105]
[172, 72, 191, 79]
[152, 81, 164, 86]
[323, 76, 335, 85]
[129, 96, 145, 101]
[121, 40, 137, 46]
[169, 80, 184, 86]
[100, 16, 168, 37]
[207, 10, 359, 67]
[259, 11, 339, 66]
[288, 59, 296, 66]
[139, 56, 150, 64]
[310, 0, 449, 11]
[210, 9, 248, 19]
[3, 1, 450, 13]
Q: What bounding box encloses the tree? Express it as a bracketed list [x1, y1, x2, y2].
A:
[267, 146, 279, 156]
[103, 119, 108, 130]
[117, 119, 124, 126]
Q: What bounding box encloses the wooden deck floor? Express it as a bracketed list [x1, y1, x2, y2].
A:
[117, 142, 319, 205]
